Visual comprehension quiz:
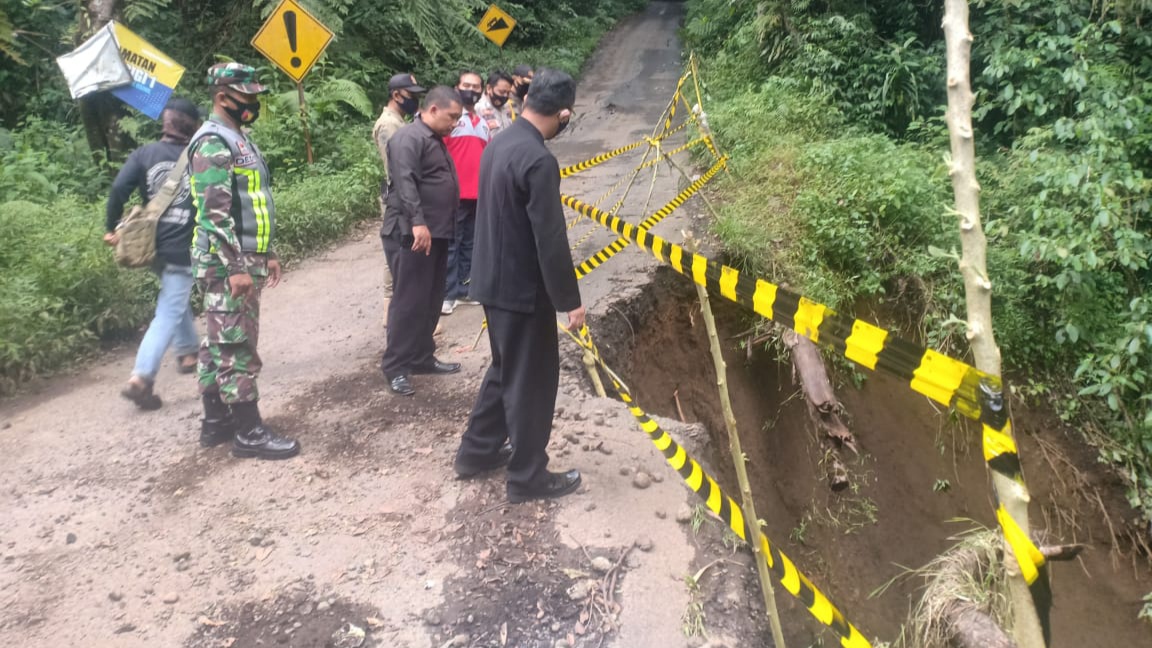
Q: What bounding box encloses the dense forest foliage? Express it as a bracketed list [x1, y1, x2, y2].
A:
[685, 0, 1152, 524]
[0, 0, 646, 393]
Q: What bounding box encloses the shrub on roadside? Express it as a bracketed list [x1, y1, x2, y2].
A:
[0, 199, 156, 392]
[688, 0, 1152, 522]
[0, 144, 380, 394]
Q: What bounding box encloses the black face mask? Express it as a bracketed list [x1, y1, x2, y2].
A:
[489, 93, 509, 109]
[223, 96, 260, 125]
[458, 89, 481, 106]
[398, 95, 419, 116]
[515, 81, 530, 99]
[554, 118, 569, 137]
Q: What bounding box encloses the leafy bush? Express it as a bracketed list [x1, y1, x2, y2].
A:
[0, 199, 156, 392]
[687, 0, 1152, 522]
[0, 118, 107, 201]
[0, 146, 380, 393]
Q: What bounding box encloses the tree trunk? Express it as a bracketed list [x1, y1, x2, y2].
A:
[782, 330, 855, 491]
[941, 1, 1046, 646]
[76, 0, 120, 164]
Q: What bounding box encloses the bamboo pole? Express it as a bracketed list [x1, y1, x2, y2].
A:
[942, 2, 1045, 646]
[686, 236, 787, 648]
[664, 155, 723, 223]
[582, 349, 607, 398]
[570, 86, 683, 395]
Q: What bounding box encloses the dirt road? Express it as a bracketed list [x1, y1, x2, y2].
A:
[1, 4, 752, 648]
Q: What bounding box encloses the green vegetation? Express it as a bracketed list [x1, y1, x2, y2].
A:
[0, 0, 645, 393]
[685, 0, 1152, 523]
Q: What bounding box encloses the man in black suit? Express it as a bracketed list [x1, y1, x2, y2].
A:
[453, 68, 585, 503]
[380, 87, 464, 396]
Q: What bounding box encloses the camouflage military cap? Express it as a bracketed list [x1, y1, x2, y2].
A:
[206, 62, 268, 95]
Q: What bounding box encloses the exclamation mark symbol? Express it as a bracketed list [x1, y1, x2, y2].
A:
[284, 10, 301, 68]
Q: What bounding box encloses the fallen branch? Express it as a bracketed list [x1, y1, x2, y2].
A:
[944, 604, 1016, 648]
[782, 331, 857, 451]
[673, 389, 687, 423]
[1039, 544, 1086, 562]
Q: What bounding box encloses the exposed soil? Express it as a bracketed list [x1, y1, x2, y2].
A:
[600, 267, 1152, 647]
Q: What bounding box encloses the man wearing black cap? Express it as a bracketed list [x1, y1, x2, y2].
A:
[105, 97, 202, 411]
[189, 62, 299, 459]
[374, 73, 426, 319]
[373, 73, 426, 165]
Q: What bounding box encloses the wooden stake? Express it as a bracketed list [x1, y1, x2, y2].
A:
[583, 348, 607, 398]
[686, 236, 787, 648]
[297, 81, 314, 164]
[942, 1, 1045, 646]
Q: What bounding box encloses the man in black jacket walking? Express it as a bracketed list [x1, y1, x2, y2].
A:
[380, 87, 464, 396]
[453, 69, 585, 503]
[104, 97, 202, 410]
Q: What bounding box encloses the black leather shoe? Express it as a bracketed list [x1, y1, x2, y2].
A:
[388, 374, 415, 396]
[507, 469, 582, 504]
[199, 416, 237, 448]
[411, 359, 461, 375]
[454, 442, 514, 479]
[232, 425, 300, 460]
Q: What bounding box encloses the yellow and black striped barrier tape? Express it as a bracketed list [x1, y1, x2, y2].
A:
[979, 388, 1052, 642]
[559, 323, 873, 648]
[573, 155, 729, 279]
[559, 193, 996, 420]
[559, 119, 693, 180]
[635, 136, 710, 171]
[664, 73, 689, 132]
[560, 194, 1054, 638]
[560, 140, 647, 179]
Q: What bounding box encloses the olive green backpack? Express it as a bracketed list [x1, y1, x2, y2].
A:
[114, 147, 192, 268]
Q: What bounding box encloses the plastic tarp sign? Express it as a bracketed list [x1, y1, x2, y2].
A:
[54, 23, 131, 99]
[108, 22, 186, 120]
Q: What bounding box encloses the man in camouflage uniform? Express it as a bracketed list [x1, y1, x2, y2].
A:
[189, 62, 300, 459]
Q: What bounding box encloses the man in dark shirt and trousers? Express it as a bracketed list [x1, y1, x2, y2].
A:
[104, 97, 202, 410]
[381, 87, 465, 396]
[453, 69, 586, 503]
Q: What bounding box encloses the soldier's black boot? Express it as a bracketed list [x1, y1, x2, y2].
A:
[200, 393, 237, 447]
[231, 402, 301, 460]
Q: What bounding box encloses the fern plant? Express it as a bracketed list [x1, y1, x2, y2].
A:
[0, 7, 22, 64]
[122, 0, 172, 23]
[274, 77, 373, 119]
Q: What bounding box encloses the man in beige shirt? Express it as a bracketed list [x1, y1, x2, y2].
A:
[374, 73, 424, 164]
[374, 73, 424, 313]
[475, 70, 516, 138]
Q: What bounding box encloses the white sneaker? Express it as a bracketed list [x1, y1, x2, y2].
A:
[441, 300, 456, 315]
